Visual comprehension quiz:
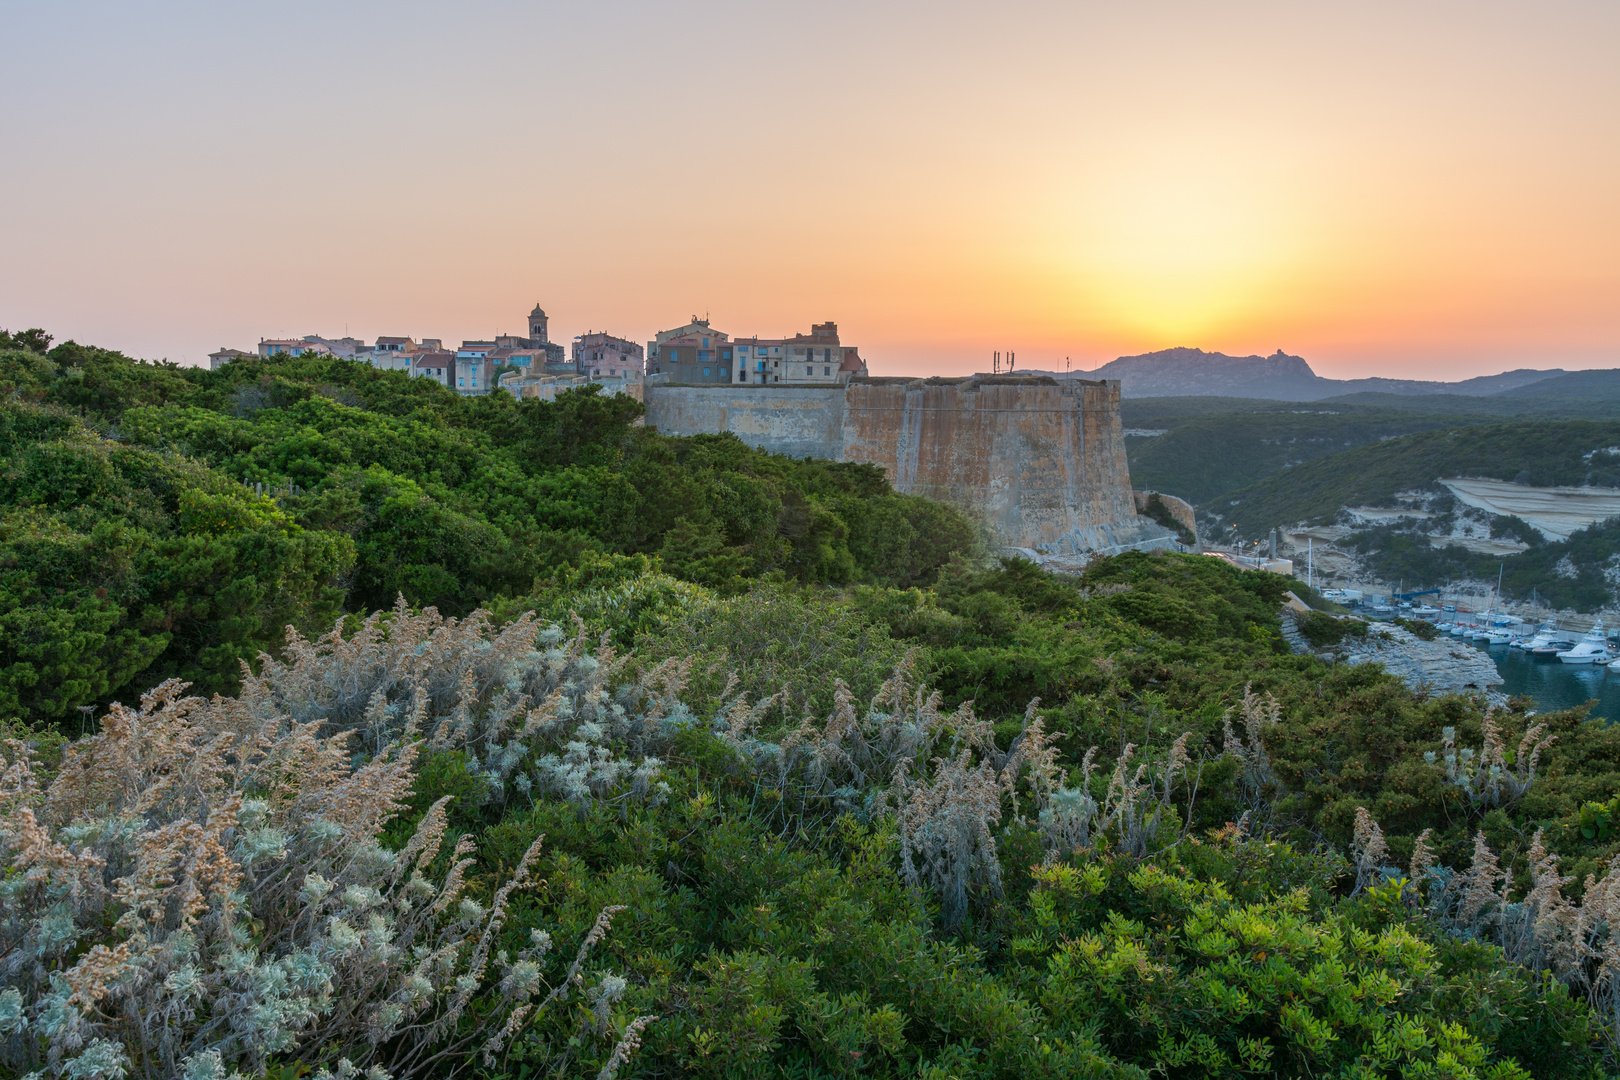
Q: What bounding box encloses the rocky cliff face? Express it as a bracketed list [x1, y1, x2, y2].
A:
[1281, 614, 1506, 704]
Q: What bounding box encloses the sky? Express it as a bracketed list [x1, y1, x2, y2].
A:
[2, 0, 1617, 380]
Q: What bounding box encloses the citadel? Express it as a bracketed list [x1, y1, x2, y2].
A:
[210, 307, 1187, 559]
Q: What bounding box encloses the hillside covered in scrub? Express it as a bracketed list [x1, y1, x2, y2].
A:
[6, 547, 1620, 1079]
[1204, 420, 1620, 538]
[1121, 388, 1620, 511]
[1126, 406, 1470, 505]
[1187, 419, 1620, 605]
[0, 336, 974, 724]
[7, 333, 1620, 1079]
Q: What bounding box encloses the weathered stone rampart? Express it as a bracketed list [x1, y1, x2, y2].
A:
[644, 374, 1174, 554]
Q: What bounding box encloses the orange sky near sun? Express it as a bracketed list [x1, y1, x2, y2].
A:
[1, 1, 1616, 380]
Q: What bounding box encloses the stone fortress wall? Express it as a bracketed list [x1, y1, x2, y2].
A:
[643, 373, 1178, 555]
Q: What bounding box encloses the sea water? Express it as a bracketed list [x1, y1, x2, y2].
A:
[1471, 640, 1620, 721]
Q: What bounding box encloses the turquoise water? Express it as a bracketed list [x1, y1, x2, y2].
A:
[1470, 640, 1620, 721]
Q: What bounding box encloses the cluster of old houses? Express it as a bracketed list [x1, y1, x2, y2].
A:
[646, 317, 866, 386]
[209, 307, 868, 399]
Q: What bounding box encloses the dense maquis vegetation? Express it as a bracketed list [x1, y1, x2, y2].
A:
[7, 332, 1620, 1079]
[0, 337, 974, 723]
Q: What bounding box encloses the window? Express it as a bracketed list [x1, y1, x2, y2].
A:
[701, 337, 709, 348]
[824, 366, 830, 375]
[703, 367, 710, 377]
[806, 366, 813, 375]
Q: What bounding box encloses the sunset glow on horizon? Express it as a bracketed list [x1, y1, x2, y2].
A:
[3, 0, 1616, 380]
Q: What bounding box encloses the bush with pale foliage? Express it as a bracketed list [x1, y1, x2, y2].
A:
[1353, 809, 1620, 1049]
[0, 600, 676, 1080]
[0, 594, 1220, 1076]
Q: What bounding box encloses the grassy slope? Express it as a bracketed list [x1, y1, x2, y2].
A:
[1201, 419, 1620, 536]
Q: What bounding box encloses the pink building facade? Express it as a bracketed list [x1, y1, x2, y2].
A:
[573, 332, 644, 378]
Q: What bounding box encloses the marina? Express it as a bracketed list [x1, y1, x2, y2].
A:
[1472, 638, 1620, 722]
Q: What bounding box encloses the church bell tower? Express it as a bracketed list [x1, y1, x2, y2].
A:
[527, 303, 549, 346]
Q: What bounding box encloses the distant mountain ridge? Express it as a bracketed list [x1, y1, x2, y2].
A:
[1023, 347, 1586, 401]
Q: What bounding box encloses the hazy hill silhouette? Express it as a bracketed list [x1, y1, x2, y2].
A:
[1023, 347, 1591, 401]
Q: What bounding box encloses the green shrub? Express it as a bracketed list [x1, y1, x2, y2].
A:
[1296, 609, 1367, 647]
[1395, 616, 1440, 640]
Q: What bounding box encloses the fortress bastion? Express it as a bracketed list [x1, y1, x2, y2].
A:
[643, 374, 1178, 557]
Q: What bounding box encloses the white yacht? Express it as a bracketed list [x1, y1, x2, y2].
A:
[1412, 604, 1442, 618]
[1557, 622, 1613, 665]
[1512, 623, 1558, 651]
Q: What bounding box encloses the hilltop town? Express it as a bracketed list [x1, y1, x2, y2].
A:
[206, 308, 1177, 560]
[211, 307, 868, 400]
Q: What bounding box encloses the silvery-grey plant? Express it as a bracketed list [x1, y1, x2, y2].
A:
[0, 599, 685, 1080]
[1425, 715, 1553, 811]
